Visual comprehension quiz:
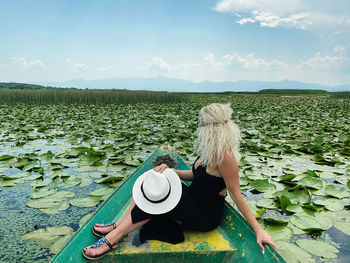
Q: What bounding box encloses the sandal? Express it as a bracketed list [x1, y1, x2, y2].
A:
[92, 222, 117, 237]
[82, 236, 120, 260]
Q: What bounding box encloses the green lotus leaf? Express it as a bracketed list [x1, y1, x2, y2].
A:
[331, 211, 350, 236]
[298, 176, 323, 189]
[40, 201, 70, 214]
[0, 178, 25, 186]
[79, 213, 94, 227]
[69, 196, 102, 207]
[256, 199, 278, 209]
[279, 195, 293, 213]
[325, 185, 349, 199]
[264, 225, 292, 242]
[29, 187, 57, 199]
[323, 198, 345, 211]
[59, 178, 81, 188]
[122, 159, 140, 167]
[94, 176, 123, 184]
[0, 154, 15, 161]
[30, 178, 52, 188]
[275, 240, 315, 263]
[21, 226, 73, 248]
[0, 173, 26, 180]
[250, 179, 276, 192]
[26, 198, 62, 209]
[296, 239, 339, 258]
[45, 190, 75, 200]
[90, 187, 114, 196]
[49, 234, 73, 254]
[263, 217, 288, 225]
[79, 175, 93, 187]
[314, 211, 333, 230]
[286, 204, 303, 214]
[289, 214, 323, 230]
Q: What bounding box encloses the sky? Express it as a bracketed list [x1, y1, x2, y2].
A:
[0, 0, 349, 85]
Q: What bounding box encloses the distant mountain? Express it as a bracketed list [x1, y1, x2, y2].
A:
[33, 77, 350, 92]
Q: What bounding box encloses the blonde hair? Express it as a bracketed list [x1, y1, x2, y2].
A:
[195, 103, 242, 167]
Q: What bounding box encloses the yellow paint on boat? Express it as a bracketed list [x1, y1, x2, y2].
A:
[114, 227, 235, 255]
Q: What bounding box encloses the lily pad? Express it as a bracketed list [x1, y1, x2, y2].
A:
[90, 187, 114, 196]
[69, 196, 102, 207]
[298, 176, 323, 189]
[29, 187, 57, 199]
[21, 226, 73, 248]
[256, 199, 278, 209]
[94, 176, 123, 184]
[331, 211, 350, 236]
[296, 239, 339, 258]
[275, 240, 315, 263]
[265, 225, 292, 241]
[289, 214, 323, 230]
[250, 179, 276, 192]
[325, 185, 349, 199]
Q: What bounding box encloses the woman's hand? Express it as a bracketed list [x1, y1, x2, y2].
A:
[256, 229, 278, 254]
[154, 163, 169, 173]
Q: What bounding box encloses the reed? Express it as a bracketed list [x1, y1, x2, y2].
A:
[0, 89, 187, 104]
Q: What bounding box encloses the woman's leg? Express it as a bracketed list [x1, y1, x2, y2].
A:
[93, 200, 137, 234]
[84, 200, 150, 257]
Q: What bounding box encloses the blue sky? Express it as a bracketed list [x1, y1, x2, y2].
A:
[0, 0, 349, 85]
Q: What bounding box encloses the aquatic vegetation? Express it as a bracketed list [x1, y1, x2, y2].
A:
[0, 94, 349, 262]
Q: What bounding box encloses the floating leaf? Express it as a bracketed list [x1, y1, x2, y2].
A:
[314, 211, 333, 230]
[296, 239, 339, 258]
[256, 199, 278, 209]
[299, 176, 323, 189]
[264, 217, 288, 225]
[30, 178, 52, 188]
[250, 179, 276, 192]
[21, 226, 73, 248]
[325, 185, 349, 199]
[50, 234, 73, 254]
[69, 196, 102, 207]
[275, 240, 315, 263]
[95, 176, 123, 184]
[265, 225, 292, 241]
[0, 154, 15, 161]
[90, 187, 114, 196]
[40, 201, 70, 214]
[331, 211, 350, 236]
[29, 187, 57, 199]
[289, 214, 323, 230]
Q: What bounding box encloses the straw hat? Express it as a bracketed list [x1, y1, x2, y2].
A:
[132, 168, 182, 215]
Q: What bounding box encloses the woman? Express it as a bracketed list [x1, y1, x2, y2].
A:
[82, 103, 277, 260]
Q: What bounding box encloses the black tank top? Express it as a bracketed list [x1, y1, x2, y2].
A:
[189, 156, 226, 205]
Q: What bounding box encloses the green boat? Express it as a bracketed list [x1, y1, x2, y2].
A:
[52, 147, 286, 263]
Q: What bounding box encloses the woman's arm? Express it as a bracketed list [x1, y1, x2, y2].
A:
[154, 164, 194, 181]
[218, 150, 277, 254]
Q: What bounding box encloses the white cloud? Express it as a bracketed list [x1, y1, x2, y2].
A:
[148, 56, 171, 73]
[66, 58, 89, 72]
[0, 64, 7, 69]
[12, 57, 46, 70]
[98, 65, 115, 72]
[223, 53, 288, 70]
[333, 45, 346, 53]
[297, 52, 345, 70]
[214, 0, 350, 35]
[237, 17, 255, 25]
[146, 50, 347, 84]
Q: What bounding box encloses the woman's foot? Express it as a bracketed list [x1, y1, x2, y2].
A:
[83, 236, 120, 260]
[92, 223, 116, 236]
